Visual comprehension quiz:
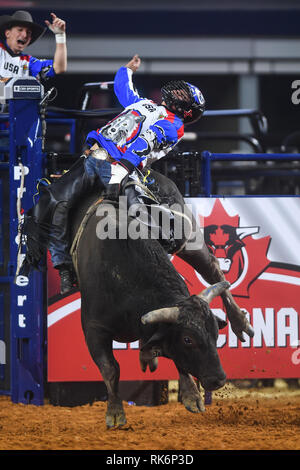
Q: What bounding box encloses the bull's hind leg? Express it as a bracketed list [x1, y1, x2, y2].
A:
[84, 323, 126, 428]
[177, 221, 254, 342]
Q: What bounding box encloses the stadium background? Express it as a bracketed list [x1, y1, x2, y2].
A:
[19, 0, 300, 169]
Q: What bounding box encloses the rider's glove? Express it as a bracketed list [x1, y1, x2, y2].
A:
[108, 162, 129, 185]
[103, 162, 129, 200]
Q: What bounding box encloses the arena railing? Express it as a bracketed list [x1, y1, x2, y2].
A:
[201, 151, 300, 197]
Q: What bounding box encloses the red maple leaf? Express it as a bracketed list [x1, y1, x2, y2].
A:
[174, 200, 271, 298]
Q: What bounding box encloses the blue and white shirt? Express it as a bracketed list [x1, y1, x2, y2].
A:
[85, 66, 184, 170]
[0, 41, 55, 81]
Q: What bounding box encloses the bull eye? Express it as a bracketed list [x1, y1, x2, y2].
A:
[183, 336, 193, 345]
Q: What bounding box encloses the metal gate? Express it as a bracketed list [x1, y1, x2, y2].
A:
[0, 78, 46, 405]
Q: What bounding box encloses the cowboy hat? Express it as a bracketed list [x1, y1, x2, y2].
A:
[0, 10, 46, 45]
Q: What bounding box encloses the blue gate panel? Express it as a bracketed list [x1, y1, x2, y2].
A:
[0, 284, 10, 393]
[0, 164, 9, 278]
[0, 179, 2, 266]
[0, 292, 4, 382]
[0, 78, 45, 404]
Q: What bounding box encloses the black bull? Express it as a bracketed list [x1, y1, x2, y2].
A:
[68, 169, 254, 427]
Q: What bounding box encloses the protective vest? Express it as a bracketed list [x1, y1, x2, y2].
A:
[85, 67, 184, 169]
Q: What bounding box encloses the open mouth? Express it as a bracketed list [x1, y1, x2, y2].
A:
[17, 39, 27, 46]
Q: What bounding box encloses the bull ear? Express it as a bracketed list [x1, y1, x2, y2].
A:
[197, 281, 231, 304]
[141, 306, 180, 325]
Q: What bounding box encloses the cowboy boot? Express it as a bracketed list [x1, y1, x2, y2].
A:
[58, 264, 74, 295]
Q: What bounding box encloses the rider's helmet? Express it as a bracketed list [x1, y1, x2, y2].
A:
[161, 80, 205, 124]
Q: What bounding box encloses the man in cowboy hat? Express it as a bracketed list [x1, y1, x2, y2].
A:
[0, 10, 67, 80]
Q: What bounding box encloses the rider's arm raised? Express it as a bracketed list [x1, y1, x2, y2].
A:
[114, 55, 142, 107]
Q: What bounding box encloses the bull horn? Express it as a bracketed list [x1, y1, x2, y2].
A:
[141, 306, 180, 325]
[198, 281, 231, 304]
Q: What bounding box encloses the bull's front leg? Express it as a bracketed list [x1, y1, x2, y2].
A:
[177, 219, 254, 342]
[178, 370, 205, 413]
[84, 324, 126, 428]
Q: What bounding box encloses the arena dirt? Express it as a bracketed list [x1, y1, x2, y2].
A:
[0, 382, 299, 451]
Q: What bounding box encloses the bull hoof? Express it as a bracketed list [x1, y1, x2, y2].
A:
[148, 357, 158, 372]
[106, 403, 127, 428]
[181, 395, 205, 413]
[106, 412, 127, 429]
[232, 320, 254, 342]
[245, 323, 255, 338]
[139, 352, 158, 373]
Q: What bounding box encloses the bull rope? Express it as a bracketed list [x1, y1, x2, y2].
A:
[124, 178, 193, 254]
[70, 196, 104, 280]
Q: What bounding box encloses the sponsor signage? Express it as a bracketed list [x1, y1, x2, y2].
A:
[3, 78, 43, 100]
[13, 85, 41, 94]
[47, 197, 300, 382]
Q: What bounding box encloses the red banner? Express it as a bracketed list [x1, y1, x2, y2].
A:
[47, 197, 300, 382]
